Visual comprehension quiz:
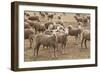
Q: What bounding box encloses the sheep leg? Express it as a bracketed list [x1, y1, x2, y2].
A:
[34, 44, 40, 56]
[78, 34, 81, 42]
[36, 44, 41, 56]
[84, 39, 87, 49]
[34, 45, 37, 56]
[34, 47, 36, 56]
[63, 44, 66, 54]
[75, 36, 78, 44]
[81, 38, 84, 49]
[30, 39, 33, 49]
[54, 47, 56, 57]
[48, 47, 51, 57]
[36, 48, 39, 56]
[61, 44, 65, 54]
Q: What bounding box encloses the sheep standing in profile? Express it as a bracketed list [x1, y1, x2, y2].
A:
[34, 32, 57, 57]
[24, 28, 34, 49]
[81, 30, 90, 49]
[28, 16, 40, 22]
[68, 25, 82, 42]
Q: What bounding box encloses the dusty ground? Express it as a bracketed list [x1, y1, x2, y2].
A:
[24, 37, 90, 61]
[24, 12, 90, 62]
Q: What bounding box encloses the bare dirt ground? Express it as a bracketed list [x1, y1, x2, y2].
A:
[24, 12, 90, 62]
[24, 38, 90, 61]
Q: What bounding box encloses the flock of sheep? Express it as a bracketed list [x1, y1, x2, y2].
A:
[24, 11, 90, 57]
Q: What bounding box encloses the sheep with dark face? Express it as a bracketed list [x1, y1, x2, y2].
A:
[81, 30, 90, 49]
[34, 32, 57, 57]
[24, 28, 34, 49]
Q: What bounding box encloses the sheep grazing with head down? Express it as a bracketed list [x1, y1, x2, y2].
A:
[81, 30, 90, 49]
[24, 28, 34, 49]
[28, 16, 40, 22]
[34, 32, 57, 57]
[29, 21, 46, 34]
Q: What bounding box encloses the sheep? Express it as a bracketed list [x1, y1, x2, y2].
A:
[74, 15, 90, 27]
[74, 15, 83, 22]
[24, 16, 29, 22]
[53, 29, 68, 54]
[39, 12, 46, 18]
[24, 28, 34, 49]
[29, 21, 46, 34]
[34, 32, 57, 57]
[24, 12, 30, 17]
[24, 22, 31, 29]
[81, 16, 89, 27]
[24, 12, 30, 22]
[28, 16, 40, 22]
[44, 22, 54, 29]
[47, 14, 54, 21]
[81, 30, 90, 49]
[56, 21, 64, 27]
[67, 25, 82, 43]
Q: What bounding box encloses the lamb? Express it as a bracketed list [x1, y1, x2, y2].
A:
[34, 32, 57, 57]
[24, 28, 34, 49]
[81, 30, 90, 49]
